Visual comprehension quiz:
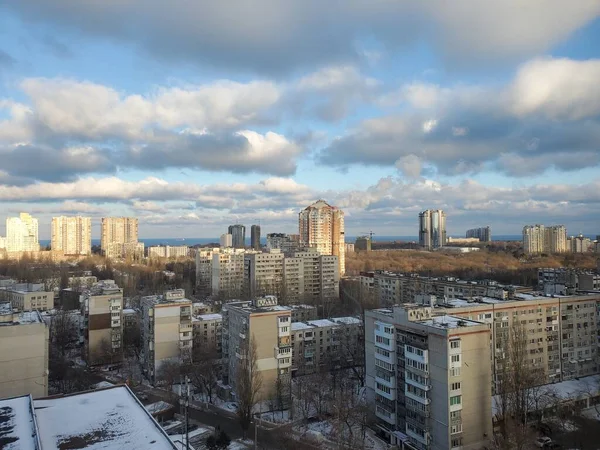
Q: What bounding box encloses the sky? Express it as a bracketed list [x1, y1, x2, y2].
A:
[0, 1, 600, 240]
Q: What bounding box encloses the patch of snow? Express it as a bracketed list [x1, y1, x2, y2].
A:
[0, 395, 38, 450]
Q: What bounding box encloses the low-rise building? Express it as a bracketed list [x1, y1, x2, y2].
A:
[290, 304, 318, 323]
[538, 267, 600, 295]
[141, 289, 193, 382]
[222, 296, 292, 403]
[365, 304, 492, 450]
[0, 282, 53, 311]
[0, 302, 49, 399]
[81, 280, 124, 366]
[192, 313, 223, 358]
[147, 245, 190, 259]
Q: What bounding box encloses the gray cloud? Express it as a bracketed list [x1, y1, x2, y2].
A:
[0, 49, 16, 67]
[6, 1, 599, 74]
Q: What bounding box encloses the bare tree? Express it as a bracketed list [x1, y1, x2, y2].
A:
[293, 376, 315, 424]
[236, 335, 263, 439]
[156, 359, 183, 393]
[187, 347, 221, 404]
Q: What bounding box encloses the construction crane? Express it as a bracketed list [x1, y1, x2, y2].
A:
[360, 231, 375, 241]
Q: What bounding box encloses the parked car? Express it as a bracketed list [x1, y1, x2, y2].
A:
[535, 437, 552, 448]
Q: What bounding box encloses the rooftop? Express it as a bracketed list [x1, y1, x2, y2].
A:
[0, 310, 43, 326]
[196, 313, 222, 321]
[307, 319, 338, 328]
[419, 315, 484, 329]
[331, 317, 362, 325]
[0, 301, 12, 315]
[291, 322, 315, 331]
[0, 395, 40, 449]
[33, 385, 177, 449]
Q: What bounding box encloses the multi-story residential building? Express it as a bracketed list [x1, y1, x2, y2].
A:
[141, 290, 193, 381]
[0, 282, 53, 311]
[192, 313, 222, 357]
[290, 304, 318, 323]
[220, 233, 233, 248]
[465, 226, 491, 242]
[51, 216, 92, 256]
[283, 249, 339, 304]
[299, 200, 345, 276]
[538, 268, 600, 295]
[365, 305, 492, 450]
[221, 296, 292, 403]
[195, 247, 246, 299]
[291, 316, 362, 376]
[419, 210, 446, 250]
[360, 271, 525, 307]
[147, 245, 189, 259]
[438, 292, 600, 384]
[6, 213, 39, 253]
[244, 249, 284, 299]
[345, 242, 355, 253]
[81, 280, 123, 366]
[356, 236, 372, 252]
[446, 237, 480, 245]
[568, 234, 593, 253]
[101, 217, 139, 258]
[523, 224, 568, 254]
[266, 233, 301, 254]
[251, 224, 261, 250]
[0, 303, 49, 398]
[228, 224, 246, 249]
[0, 236, 5, 250]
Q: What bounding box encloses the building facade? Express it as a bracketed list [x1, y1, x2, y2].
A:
[299, 200, 345, 276]
[266, 233, 301, 254]
[251, 225, 261, 250]
[283, 249, 339, 304]
[356, 236, 372, 251]
[465, 227, 491, 242]
[6, 213, 39, 253]
[147, 245, 189, 259]
[0, 304, 49, 399]
[419, 210, 446, 250]
[192, 313, 223, 358]
[81, 280, 124, 366]
[51, 216, 92, 256]
[523, 224, 568, 254]
[141, 290, 193, 382]
[0, 283, 53, 311]
[228, 225, 246, 249]
[101, 217, 140, 258]
[220, 233, 233, 248]
[244, 249, 284, 299]
[221, 297, 292, 403]
[568, 234, 593, 253]
[365, 305, 492, 450]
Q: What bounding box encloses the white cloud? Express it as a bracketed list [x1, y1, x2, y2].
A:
[395, 155, 422, 179]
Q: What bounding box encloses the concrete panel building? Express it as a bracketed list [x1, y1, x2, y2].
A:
[244, 249, 284, 299]
[222, 296, 292, 403]
[195, 247, 246, 299]
[283, 249, 339, 304]
[192, 313, 222, 358]
[251, 224, 261, 250]
[220, 233, 233, 248]
[365, 305, 492, 450]
[355, 236, 372, 252]
[228, 224, 246, 249]
[465, 226, 491, 242]
[51, 216, 92, 256]
[6, 213, 39, 253]
[0, 283, 53, 311]
[141, 289, 193, 382]
[147, 245, 189, 259]
[0, 303, 49, 399]
[81, 280, 124, 366]
[101, 217, 140, 259]
[266, 233, 301, 254]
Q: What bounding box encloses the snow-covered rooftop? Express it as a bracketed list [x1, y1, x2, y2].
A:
[444, 299, 471, 307]
[419, 315, 484, 329]
[122, 308, 137, 315]
[34, 386, 177, 449]
[0, 310, 43, 326]
[145, 401, 175, 415]
[291, 322, 315, 331]
[196, 313, 222, 321]
[0, 395, 39, 449]
[307, 319, 338, 328]
[331, 317, 362, 325]
[0, 301, 12, 315]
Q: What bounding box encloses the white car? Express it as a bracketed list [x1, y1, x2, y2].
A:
[535, 437, 552, 448]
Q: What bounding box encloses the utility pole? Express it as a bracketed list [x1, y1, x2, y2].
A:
[184, 376, 190, 450]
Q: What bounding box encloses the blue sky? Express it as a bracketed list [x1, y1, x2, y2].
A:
[0, 1, 599, 239]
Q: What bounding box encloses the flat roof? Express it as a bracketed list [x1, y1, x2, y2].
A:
[0, 301, 12, 315]
[291, 322, 315, 331]
[0, 311, 43, 326]
[419, 315, 484, 329]
[331, 317, 362, 325]
[307, 319, 338, 328]
[196, 313, 222, 321]
[0, 395, 39, 449]
[34, 386, 177, 449]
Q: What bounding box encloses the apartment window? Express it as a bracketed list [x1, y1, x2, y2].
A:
[450, 395, 462, 406]
[451, 424, 463, 434]
[451, 382, 461, 390]
[375, 347, 390, 358]
[451, 437, 463, 448]
[450, 340, 461, 349]
[280, 326, 289, 333]
[451, 355, 460, 363]
[450, 411, 461, 420]
[376, 383, 391, 394]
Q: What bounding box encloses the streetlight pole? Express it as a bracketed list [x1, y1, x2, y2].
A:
[184, 377, 190, 450]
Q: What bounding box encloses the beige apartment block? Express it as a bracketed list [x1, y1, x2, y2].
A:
[0, 283, 53, 311]
[283, 249, 339, 304]
[438, 292, 600, 385]
[6, 213, 39, 253]
[222, 296, 292, 403]
[299, 200, 345, 276]
[142, 289, 193, 381]
[192, 313, 222, 358]
[289, 304, 318, 323]
[365, 305, 492, 450]
[0, 303, 49, 399]
[291, 316, 362, 376]
[101, 217, 139, 258]
[81, 280, 124, 366]
[244, 249, 284, 299]
[51, 216, 92, 256]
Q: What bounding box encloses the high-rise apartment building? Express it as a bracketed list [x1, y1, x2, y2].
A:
[365, 305, 492, 449]
[419, 210, 446, 250]
[141, 289, 193, 382]
[0, 304, 49, 399]
[465, 226, 491, 242]
[221, 297, 292, 403]
[101, 217, 139, 258]
[299, 200, 345, 275]
[51, 216, 92, 256]
[266, 233, 300, 254]
[244, 249, 284, 299]
[6, 213, 39, 253]
[355, 236, 372, 251]
[220, 233, 233, 248]
[195, 248, 247, 299]
[283, 249, 339, 304]
[81, 280, 123, 366]
[568, 234, 593, 253]
[523, 224, 567, 254]
[228, 224, 246, 249]
[251, 225, 261, 250]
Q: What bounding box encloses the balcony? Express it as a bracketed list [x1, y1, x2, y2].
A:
[405, 390, 430, 406]
[180, 322, 192, 332]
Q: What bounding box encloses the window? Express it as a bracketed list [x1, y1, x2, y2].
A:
[450, 411, 461, 419]
[450, 340, 461, 349]
[375, 347, 390, 358]
[376, 383, 391, 394]
[450, 395, 462, 406]
[451, 355, 460, 363]
[376, 336, 390, 345]
[451, 382, 461, 391]
[451, 424, 462, 434]
[451, 437, 463, 448]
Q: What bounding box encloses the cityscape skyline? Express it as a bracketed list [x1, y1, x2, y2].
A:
[0, 5, 599, 239]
